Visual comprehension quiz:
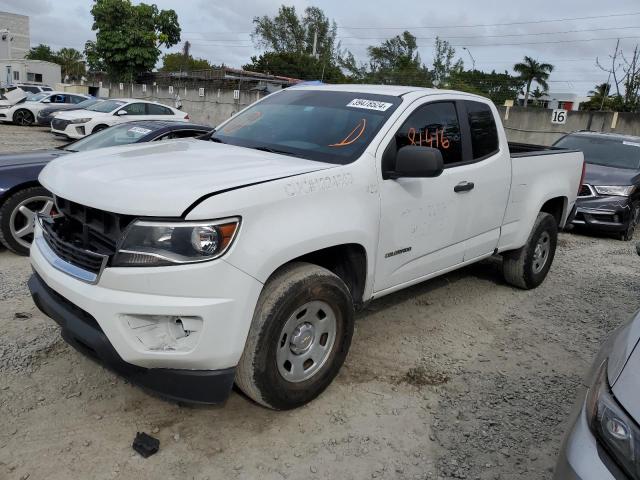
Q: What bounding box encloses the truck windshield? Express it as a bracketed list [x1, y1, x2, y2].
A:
[554, 135, 640, 170]
[210, 90, 401, 164]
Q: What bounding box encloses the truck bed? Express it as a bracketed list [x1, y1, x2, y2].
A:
[508, 142, 575, 158]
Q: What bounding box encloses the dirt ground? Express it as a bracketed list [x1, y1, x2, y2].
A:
[1, 124, 639, 480]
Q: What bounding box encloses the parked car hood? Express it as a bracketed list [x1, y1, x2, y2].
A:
[0, 149, 68, 168]
[55, 109, 109, 120]
[40, 104, 82, 114]
[0, 88, 27, 107]
[39, 139, 335, 217]
[584, 163, 640, 186]
[612, 335, 640, 423]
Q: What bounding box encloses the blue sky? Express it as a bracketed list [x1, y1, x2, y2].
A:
[1, 0, 639, 95]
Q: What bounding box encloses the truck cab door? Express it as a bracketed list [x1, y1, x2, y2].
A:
[374, 100, 472, 293]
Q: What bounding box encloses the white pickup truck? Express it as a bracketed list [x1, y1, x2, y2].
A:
[28, 85, 584, 409]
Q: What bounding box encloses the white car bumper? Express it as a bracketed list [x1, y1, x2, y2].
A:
[28, 224, 263, 403]
[50, 121, 89, 139]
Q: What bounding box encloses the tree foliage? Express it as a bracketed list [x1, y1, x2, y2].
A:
[84, 0, 181, 81]
[513, 56, 554, 107]
[449, 70, 523, 105]
[431, 37, 463, 87]
[26, 44, 86, 81]
[365, 31, 430, 86]
[249, 5, 346, 81]
[161, 50, 211, 72]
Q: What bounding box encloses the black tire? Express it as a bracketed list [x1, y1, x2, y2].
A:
[502, 212, 558, 290]
[236, 262, 355, 410]
[620, 203, 640, 241]
[91, 124, 109, 134]
[13, 109, 35, 126]
[0, 187, 52, 255]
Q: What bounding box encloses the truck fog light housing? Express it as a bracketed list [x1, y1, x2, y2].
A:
[122, 314, 203, 352]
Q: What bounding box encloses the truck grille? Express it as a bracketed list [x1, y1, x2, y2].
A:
[41, 197, 134, 275]
[51, 118, 71, 131]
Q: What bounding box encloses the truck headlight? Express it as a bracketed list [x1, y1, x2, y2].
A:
[586, 360, 640, 479]
[112, 218, 240, 267]
[594, 185, 636, 197]
[69, 118, 91, 124]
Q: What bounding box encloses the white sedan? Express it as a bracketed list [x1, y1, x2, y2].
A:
[51, 98, 190, 139]
[0, 91, 90, 126]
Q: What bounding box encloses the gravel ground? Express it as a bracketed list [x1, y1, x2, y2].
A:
[1, 123, 639, 480]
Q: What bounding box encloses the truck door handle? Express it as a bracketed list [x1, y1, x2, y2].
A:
[454, 181, 475, 193]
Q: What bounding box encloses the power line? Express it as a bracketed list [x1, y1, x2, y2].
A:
[336, 25, 640, 41]
[339, 35, 640, 48]
[337, 11, 640, 30]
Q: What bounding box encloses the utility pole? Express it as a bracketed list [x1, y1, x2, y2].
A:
[463, 47, 476, 72]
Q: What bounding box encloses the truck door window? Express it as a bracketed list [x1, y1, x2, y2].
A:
[466, 101, 499, 159]
[393, 102, 463, 167]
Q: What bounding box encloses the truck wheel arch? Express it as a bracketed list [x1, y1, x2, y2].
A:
[539, 196, 568, 227]
[264, 243, 368, 308]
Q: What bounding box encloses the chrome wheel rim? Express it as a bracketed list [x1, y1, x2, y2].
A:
[276, 300, 337, 383]
[9, 196, 54, 249]
[14, 110, 33, 126]
[532, 231, 550, 274]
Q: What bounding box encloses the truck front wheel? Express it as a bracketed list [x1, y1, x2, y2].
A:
[502, 212, 558, 289]
[236, 262, 354, 410]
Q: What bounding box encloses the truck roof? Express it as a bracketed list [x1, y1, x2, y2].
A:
[291, 83, 485, 99]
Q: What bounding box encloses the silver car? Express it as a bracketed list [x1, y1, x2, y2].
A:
[555, 306, 640, 479]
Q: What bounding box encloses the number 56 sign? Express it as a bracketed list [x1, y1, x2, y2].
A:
[551, 109, 568, 125]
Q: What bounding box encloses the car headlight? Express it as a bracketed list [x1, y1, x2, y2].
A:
[586, 360, 640, 479]
[594, 185, 636, 197]
[69, 118, 91, 124]
[112, 218, 240, 267]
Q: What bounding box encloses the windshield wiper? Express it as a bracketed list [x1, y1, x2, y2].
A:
[250, 145, 296, 157]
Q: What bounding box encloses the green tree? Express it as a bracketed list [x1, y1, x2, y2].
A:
[530, 86, 548, 107]
[25, 44, 57, 62]
[580, 83, 612, 110]
[449, 69, 523, 104]
[243, 51, 344, 82]
[365, 31, 431, 86]
[249, 5, 346, 81]
[56, 48, 86, 81]
[431, 37, 463, 87]
[84, 0, 181, 80]
[513, 56, 554, 108]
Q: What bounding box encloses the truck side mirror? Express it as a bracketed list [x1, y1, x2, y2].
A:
[388, 146, 444, 179]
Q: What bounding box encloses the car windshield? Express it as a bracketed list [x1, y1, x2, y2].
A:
[554, 135, 640, 170]
[210, 90, 401, 164]
[74, 98, 102, 109]
[86, 100, 126, 113]
[26, 93, 49, 102]
[64, 123, 160, 152]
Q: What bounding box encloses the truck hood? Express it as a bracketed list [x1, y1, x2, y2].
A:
[584, 163, 640, 186]
[39, 139, 335, 217]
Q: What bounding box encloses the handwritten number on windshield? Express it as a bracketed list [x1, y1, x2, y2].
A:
[329, 119, 367, 147]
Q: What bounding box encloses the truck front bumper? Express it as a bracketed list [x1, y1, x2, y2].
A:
[29, 272, 235, 404]
[29, 225, 264, 403]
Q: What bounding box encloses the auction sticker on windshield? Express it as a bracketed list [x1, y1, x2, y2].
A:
[347, 98, 393, 111]
[128, 127, 153, 135]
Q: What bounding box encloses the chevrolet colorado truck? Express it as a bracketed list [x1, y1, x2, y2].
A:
[28, 85, 585, 410]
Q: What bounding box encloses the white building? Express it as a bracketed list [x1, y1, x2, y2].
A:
[0, 11, 61, 88]
[517, 91, 590, 111]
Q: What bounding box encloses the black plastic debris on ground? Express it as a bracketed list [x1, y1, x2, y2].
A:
[132, 432, 160, 458]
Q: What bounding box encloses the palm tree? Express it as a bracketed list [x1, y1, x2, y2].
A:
[513, 56, 554, 107]
[55, 48, 86, 82]
[588, 82, 612, 110]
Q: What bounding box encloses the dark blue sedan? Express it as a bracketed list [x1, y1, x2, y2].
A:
[0, 120, 212, 255]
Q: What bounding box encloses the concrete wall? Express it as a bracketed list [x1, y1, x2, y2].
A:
[0, 11, 29, 59]
[497, 106, 640, 145]
[99, 83, 265, 127]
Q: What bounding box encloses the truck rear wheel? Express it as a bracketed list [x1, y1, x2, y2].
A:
[502, 212, 558, 290]
[236, 262, 354, 410]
